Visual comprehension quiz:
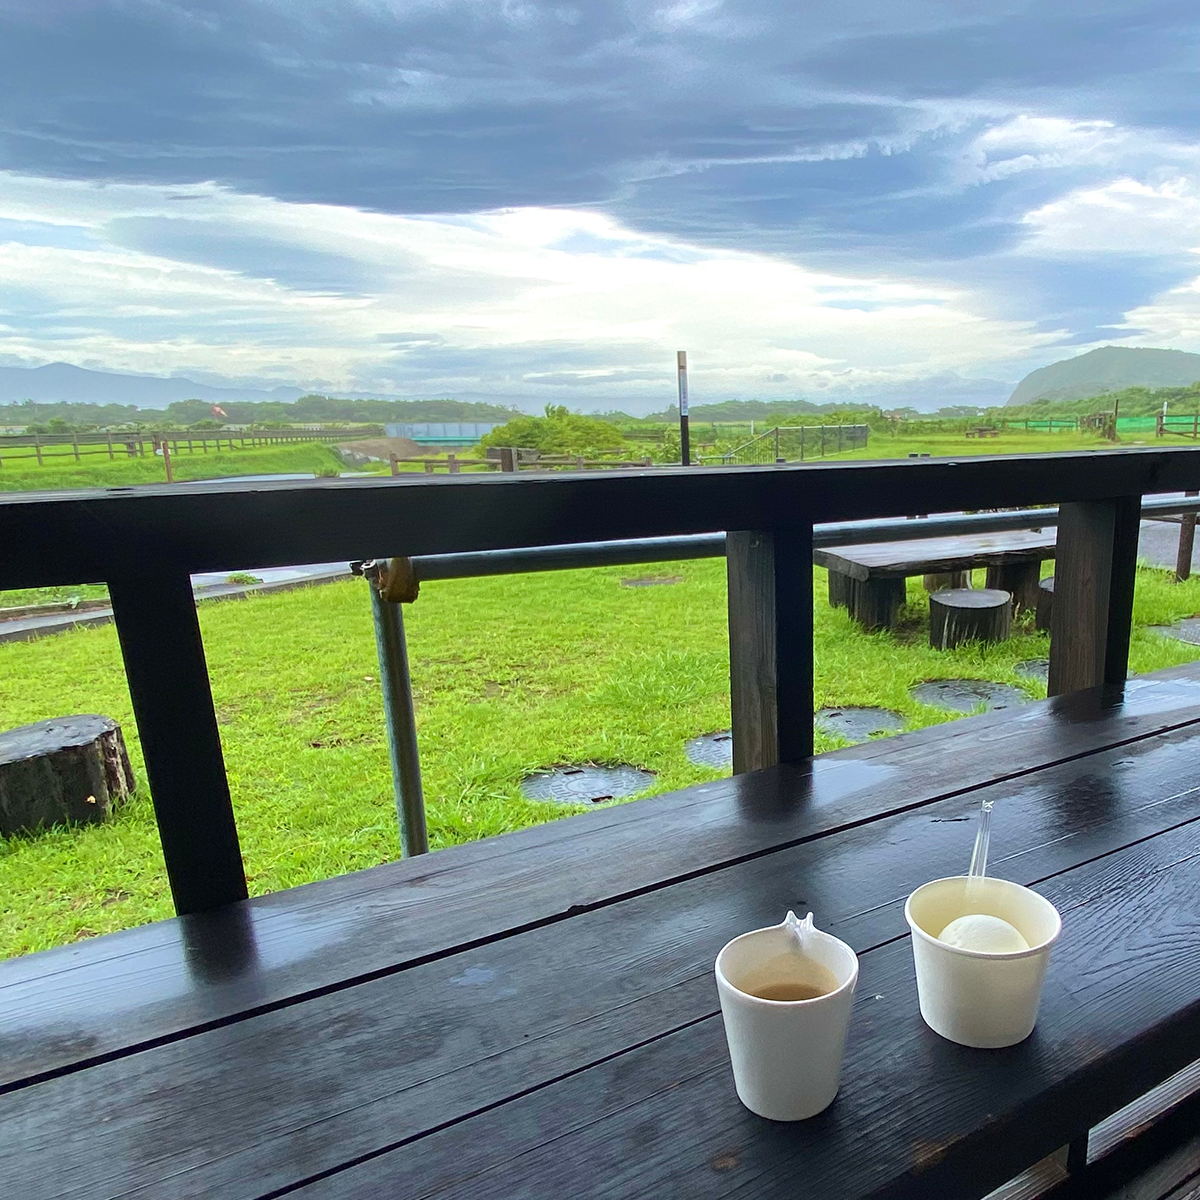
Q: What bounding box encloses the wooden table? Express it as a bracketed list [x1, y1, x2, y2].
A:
[815, 528, 1057, 629]
[6, 672, 1200, 1197]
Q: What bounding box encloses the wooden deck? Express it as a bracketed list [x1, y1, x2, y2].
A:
[6, 666, 1200, 1199]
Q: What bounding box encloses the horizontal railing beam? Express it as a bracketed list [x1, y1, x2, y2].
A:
[6, 449, 1200, 589]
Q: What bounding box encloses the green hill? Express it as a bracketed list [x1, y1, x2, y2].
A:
[1007, 346, 1200, 406]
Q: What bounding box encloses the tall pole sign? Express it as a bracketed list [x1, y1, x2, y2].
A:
[677, 350, 690, 467]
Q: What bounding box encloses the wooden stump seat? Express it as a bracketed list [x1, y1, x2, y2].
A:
[0, 715, 134, 836]
[929, 587, 1012, 650]
[1037, 576, 1055, 632]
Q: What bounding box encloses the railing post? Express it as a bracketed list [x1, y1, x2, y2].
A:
[727, 527, 814, 772]
[364, 559, 429, 856]
[108, 569, 248, 914]
[1178, 492, 1198, 582]
[1047, 497, 1140, 696]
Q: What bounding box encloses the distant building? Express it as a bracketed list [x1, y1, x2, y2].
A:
[384, 421, 502, 444]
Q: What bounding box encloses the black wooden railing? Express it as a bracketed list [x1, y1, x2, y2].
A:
[6, 447, 1200, 916]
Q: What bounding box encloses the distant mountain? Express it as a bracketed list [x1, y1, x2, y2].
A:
[0, 361, 306, 406]
[1007, 347, 1200, 406]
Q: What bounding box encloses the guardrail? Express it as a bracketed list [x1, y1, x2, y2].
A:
[5, 448, 1200, 913]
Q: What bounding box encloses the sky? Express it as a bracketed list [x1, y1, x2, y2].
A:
[2, 1, 1200, 412]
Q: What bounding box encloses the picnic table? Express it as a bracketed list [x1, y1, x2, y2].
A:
[815, 528, 1057, 630]
[6, 668, 1200, 1199]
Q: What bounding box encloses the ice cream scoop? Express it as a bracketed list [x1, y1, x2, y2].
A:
[938, 913, 1029, 954]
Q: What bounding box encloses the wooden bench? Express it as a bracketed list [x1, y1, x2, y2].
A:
[816, 528, 1057, 629]
[6, 669, 1200, 1199]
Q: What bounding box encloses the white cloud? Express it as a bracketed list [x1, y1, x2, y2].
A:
[1021, 176, 1200, 257]
[0, 170, 1058, 401]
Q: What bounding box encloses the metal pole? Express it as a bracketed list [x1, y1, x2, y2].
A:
[677, 350, 690, 466]
[364, 560, 429, 856]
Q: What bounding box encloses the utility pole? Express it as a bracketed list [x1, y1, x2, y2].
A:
[677, 350, 690, 466]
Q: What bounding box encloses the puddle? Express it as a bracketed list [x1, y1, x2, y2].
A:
[1014, 659, 1050, 684]
[910, 679, 1030, 714]
[815, 706, 904, 743]
[521, 764, 655, 804]
[685, 730, 733, 768]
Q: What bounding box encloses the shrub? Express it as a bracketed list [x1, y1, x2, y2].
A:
[479, 406, 629, 457]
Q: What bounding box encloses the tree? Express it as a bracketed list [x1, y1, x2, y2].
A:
[479, 405, 629, 456]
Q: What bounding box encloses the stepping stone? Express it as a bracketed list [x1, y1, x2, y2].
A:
[685, 731, 733, 768]
[1014, 659, 1049, 684]
[1150, 618, 1200, 646]
[814, 707, 904, 744]
[522, 764, 655, 805]
[621, 576, 683, 587]
[910, 679, 1029, 714]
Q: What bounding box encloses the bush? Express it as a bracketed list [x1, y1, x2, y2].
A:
[479, 406, 629, 457]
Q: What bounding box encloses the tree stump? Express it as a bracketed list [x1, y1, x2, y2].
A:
[850, 577, 906, 631]
[0, 715, 134, 836]
[1035, 577, 1054, 632]
[828, 569, 854, 609]
[986, 561, 1044, 613]
[929, 588, 1012, 650]
[923, 571, 969, 592]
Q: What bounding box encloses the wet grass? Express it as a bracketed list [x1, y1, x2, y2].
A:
[3, 559, 1200, 959]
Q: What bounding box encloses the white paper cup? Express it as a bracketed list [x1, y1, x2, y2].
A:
[905, 876, 1062, 1049]
[715, 915, 859, 1121]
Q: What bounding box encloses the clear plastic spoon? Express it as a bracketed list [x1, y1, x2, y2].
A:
[965, 799, 994, 901]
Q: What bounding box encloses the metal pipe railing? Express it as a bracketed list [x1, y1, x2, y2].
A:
[408, 495, 1200, 583]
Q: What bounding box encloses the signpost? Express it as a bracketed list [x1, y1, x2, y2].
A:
[677, 350, 690, 467]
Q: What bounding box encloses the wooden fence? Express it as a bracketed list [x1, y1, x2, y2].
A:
[0, 427, 382, 466]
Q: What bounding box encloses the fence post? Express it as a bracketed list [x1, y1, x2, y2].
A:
[34, 434, 43, 466]
[72, 433, 80, 462]
[107, 432, 114, 460]
[726, 527, 814, 772]
[364, 559, 429, 857]
[499, 446, 518, 472]
[108, 568, 248, 914]
[390, 455, 400, 477]
[1047, 497, 1140, 696]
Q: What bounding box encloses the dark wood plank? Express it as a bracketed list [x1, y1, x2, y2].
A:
[1049, 497, 1142, 697]
[726, 528, 813, 771]
[8, 726, 1200, 1200]
[5, 449, 1200, 589]
[6, 673, 1200, 1093]
[291, 819, 1200, 1200]
[814, 529, 1056, 581]
[107, 569, 247, 915]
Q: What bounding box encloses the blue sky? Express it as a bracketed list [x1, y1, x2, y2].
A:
[2, 0, 1200, 411]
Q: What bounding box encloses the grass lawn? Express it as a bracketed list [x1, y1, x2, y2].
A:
[3, 558, 1200, 959]
[0, 440, 350, 493]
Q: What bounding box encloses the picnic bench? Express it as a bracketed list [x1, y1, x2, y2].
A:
[815, 528, 1057, 630]
[5, 451, 1200, 1199]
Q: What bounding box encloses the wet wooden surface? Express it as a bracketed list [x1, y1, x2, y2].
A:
[6, 669, 1200, 1198]
[814, 528, 1057, 581]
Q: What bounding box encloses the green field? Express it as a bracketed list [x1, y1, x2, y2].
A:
[3, 558, 1200, 959]
[0, 440, 350, 492]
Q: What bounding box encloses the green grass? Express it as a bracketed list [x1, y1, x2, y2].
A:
[3, 559, 1200, 959]
[0, 442, 346, 492]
